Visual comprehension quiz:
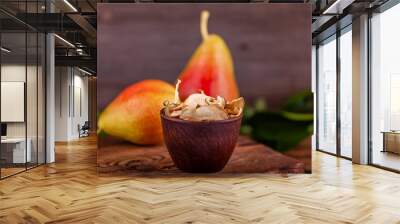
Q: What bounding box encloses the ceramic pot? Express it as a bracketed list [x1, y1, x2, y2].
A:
[160, 109, 242, 173]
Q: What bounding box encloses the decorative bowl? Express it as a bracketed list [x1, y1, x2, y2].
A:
[160, 109, 242, 173]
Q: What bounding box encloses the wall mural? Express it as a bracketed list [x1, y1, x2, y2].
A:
[97, 3, 312, 174]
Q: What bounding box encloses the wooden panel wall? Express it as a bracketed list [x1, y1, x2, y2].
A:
[98, 4, 312, 111]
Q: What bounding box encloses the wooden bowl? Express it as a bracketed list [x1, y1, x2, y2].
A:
[160, 109, 242, 173]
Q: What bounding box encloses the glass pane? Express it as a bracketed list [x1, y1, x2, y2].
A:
[0, 1, 46, 178]
[312, 45, 317, 151]
[317, 36, 337, 154]
[26, 0, 39, 169]
[27, 31, 38, 169]
[1, 30, 27, 177]
[371, 5, 400, 171]
[73, 69, 89, 139]
[339, 28, 352, 158]
[38, 33, 45, 165]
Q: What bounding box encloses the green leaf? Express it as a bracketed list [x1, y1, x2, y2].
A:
[283, 91, 313, 114]
[281, 110, 313, 122]
[243, 106, 255, 121]
[254, 98, 268, 112]
[240, 125, 252, 135]
[307, 124, 314, 134]
[248, 112, 312, 152]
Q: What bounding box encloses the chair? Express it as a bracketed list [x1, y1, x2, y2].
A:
[79, 121, 90, 138]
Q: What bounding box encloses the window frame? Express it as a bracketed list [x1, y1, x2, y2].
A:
[315, 23, 353, 160]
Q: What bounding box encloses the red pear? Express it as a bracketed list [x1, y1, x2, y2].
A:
[178, 10, 239, 101]
[98, 80, 175, 145]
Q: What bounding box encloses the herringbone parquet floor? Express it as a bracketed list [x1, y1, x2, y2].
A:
[1, 136, 400, 224]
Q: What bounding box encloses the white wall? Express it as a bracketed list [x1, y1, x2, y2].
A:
[1, 65, 39, 138]
[1, 63, 46, 164]
[72, 73, 89, 138]
[55, 67, 89, 141]
[55, 67, 70, 141]
[1, 66, 25, 139]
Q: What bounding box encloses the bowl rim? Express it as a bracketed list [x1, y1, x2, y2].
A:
[160, 108, 243, 124]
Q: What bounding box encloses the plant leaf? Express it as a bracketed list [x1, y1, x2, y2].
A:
[248, 112, 312, 152]
[283, 91, 313, 114]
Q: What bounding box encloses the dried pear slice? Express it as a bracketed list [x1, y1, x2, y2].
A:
[183, 92, 210, 109]
[225, 97, 245, 116]
[179, 106, 197, 120]
[180, 104, 228, 121]
[205, 95, 226, 108]
[170, 110, 183, 118]
[163, 80, 244, 120]
[174, 79, 182, 104]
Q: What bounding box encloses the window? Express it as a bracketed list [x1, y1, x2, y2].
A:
[339, 27, 352, 158]
[317, 35, 337, 154]
[312, 45, 317, 150]
[0, 1, 46, 179]
[370, 3, 400, 171]
[316, 24, 353, 158]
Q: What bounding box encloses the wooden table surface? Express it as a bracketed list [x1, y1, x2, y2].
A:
[98, 135, 305, 174]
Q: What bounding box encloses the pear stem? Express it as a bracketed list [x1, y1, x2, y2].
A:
[174, 79, 182, 104]
[200, 10, 210, 40]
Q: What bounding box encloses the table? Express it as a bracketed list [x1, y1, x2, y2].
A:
[382, 131, 400, 154]
[1, 138, 31, 164]
[98, 135, 306, 174]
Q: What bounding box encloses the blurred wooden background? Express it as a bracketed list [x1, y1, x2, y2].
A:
[97, 4, 311, 110]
